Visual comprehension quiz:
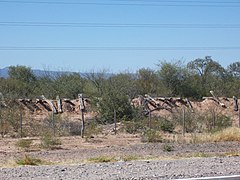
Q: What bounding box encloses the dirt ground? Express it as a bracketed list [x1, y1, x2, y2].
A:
[1, 133, 240, 168]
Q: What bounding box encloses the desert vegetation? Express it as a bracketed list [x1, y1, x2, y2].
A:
[0, 57, 240, 162]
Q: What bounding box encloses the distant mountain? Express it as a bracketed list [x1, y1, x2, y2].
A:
[0, 67, 113, 79]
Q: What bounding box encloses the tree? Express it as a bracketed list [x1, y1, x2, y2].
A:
[136, 68, 161, 96]
[109, 73, 137, 99]
[35, 76, 57, 99]
[7, 66, 37, 98]
[158, 61, 189, 97]
[224, 61, 240, 97]
[55, 73, 85, 99]
[187, 56, 225, 78]
[227, 61, 240, 78]
[84, 70, 108, 97]
[187, 56, 226, 96]
[8, 66, 36, 83]
[97, 76, 134, 123]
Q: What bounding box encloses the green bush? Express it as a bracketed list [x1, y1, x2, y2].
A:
[163, 143, 174, 152]
[141, 129, 162, 143]
[212, 114, 231, 132]
[123, 121, 145, 134]
[85, 121, 103, 138]
[159, 119, 175, 133]
[40, 133, 61, 149]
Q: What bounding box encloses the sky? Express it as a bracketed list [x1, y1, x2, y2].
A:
[0, 0, 240, 73]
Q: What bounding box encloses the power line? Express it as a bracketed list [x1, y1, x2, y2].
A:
[0, 0, 240, 7]
[113, 0, 240, 4]
[110, 0, 240, 4]
[0, 46, 239, 51]
[0, 22, 240, 28]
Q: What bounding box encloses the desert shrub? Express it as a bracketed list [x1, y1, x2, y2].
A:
[61, 121, 81, 136]
[0, 103, 18, 137]
[40, 133, 61, 149]
[0, 119, 10, 138]
[163, 143, 174, 152]
[88, 156, 116, 163]
[212, 114, 231, 132]
[122, 155, 140, 162]
[123, 117, 175, 134]
[171, 110, 198, 133]
[159, 119, 175, 133]
[203, 110, 231, 133]
[171, 108, 232, 133]
[141, 129, 162, 143]
[123, 120, 145, 134]
[16, 155, 43, 166]
[85, 121, 103, 138]
[15, 139, 32, 151]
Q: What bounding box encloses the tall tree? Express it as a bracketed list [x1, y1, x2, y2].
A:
[8, 66, 36, 83]
[187, 56, 226, 96]
[55, 73, 85, 99]
[227, 61, 240, 78]
[136, 68, 161, 96]
[97, 76, 134, 123]
[158, 61, 188, 96]
[110, 73, 137, 99]
[7, 66, 37, 97]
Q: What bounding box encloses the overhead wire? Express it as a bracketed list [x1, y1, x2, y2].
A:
[0, 46, 239, 51]
[0, 22, 240, 28]
[0, 0, 240, 7]
[0, 1, 238, 51]
[112, 0, 240, 4]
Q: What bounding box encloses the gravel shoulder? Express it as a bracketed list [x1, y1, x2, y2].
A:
[1, 156, 240, 180]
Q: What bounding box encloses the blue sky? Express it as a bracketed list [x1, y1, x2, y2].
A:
[0, 0, 239, 73]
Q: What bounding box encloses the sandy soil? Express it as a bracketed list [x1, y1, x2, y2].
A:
[1, 134, 240, 168]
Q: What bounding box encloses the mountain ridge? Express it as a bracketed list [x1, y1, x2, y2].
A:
[0, 67, 111, 78]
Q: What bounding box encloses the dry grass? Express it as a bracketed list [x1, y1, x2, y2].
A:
[122, 155, 140, 162]
[162, 127, 240, 144]
[16, 155, 46, 166]
[87, 155, 144, 164]
[15, 139, 33, 151]
[212, 127, 240, 142]
[87, 156, 117, 163]
[224, 151, 240, 157]
[194, 127, 240, 143]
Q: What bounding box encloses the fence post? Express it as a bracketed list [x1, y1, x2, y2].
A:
[114, 109, 117, 135]
[20, 109, 23, 138]
[212, 109, 216, 130]
[79, 94, 85, 138]
[182, 107, 186, 137]
[234, 96, 240, 128]
[148, 110, 152, 129]
[52, 110, 55, 136]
